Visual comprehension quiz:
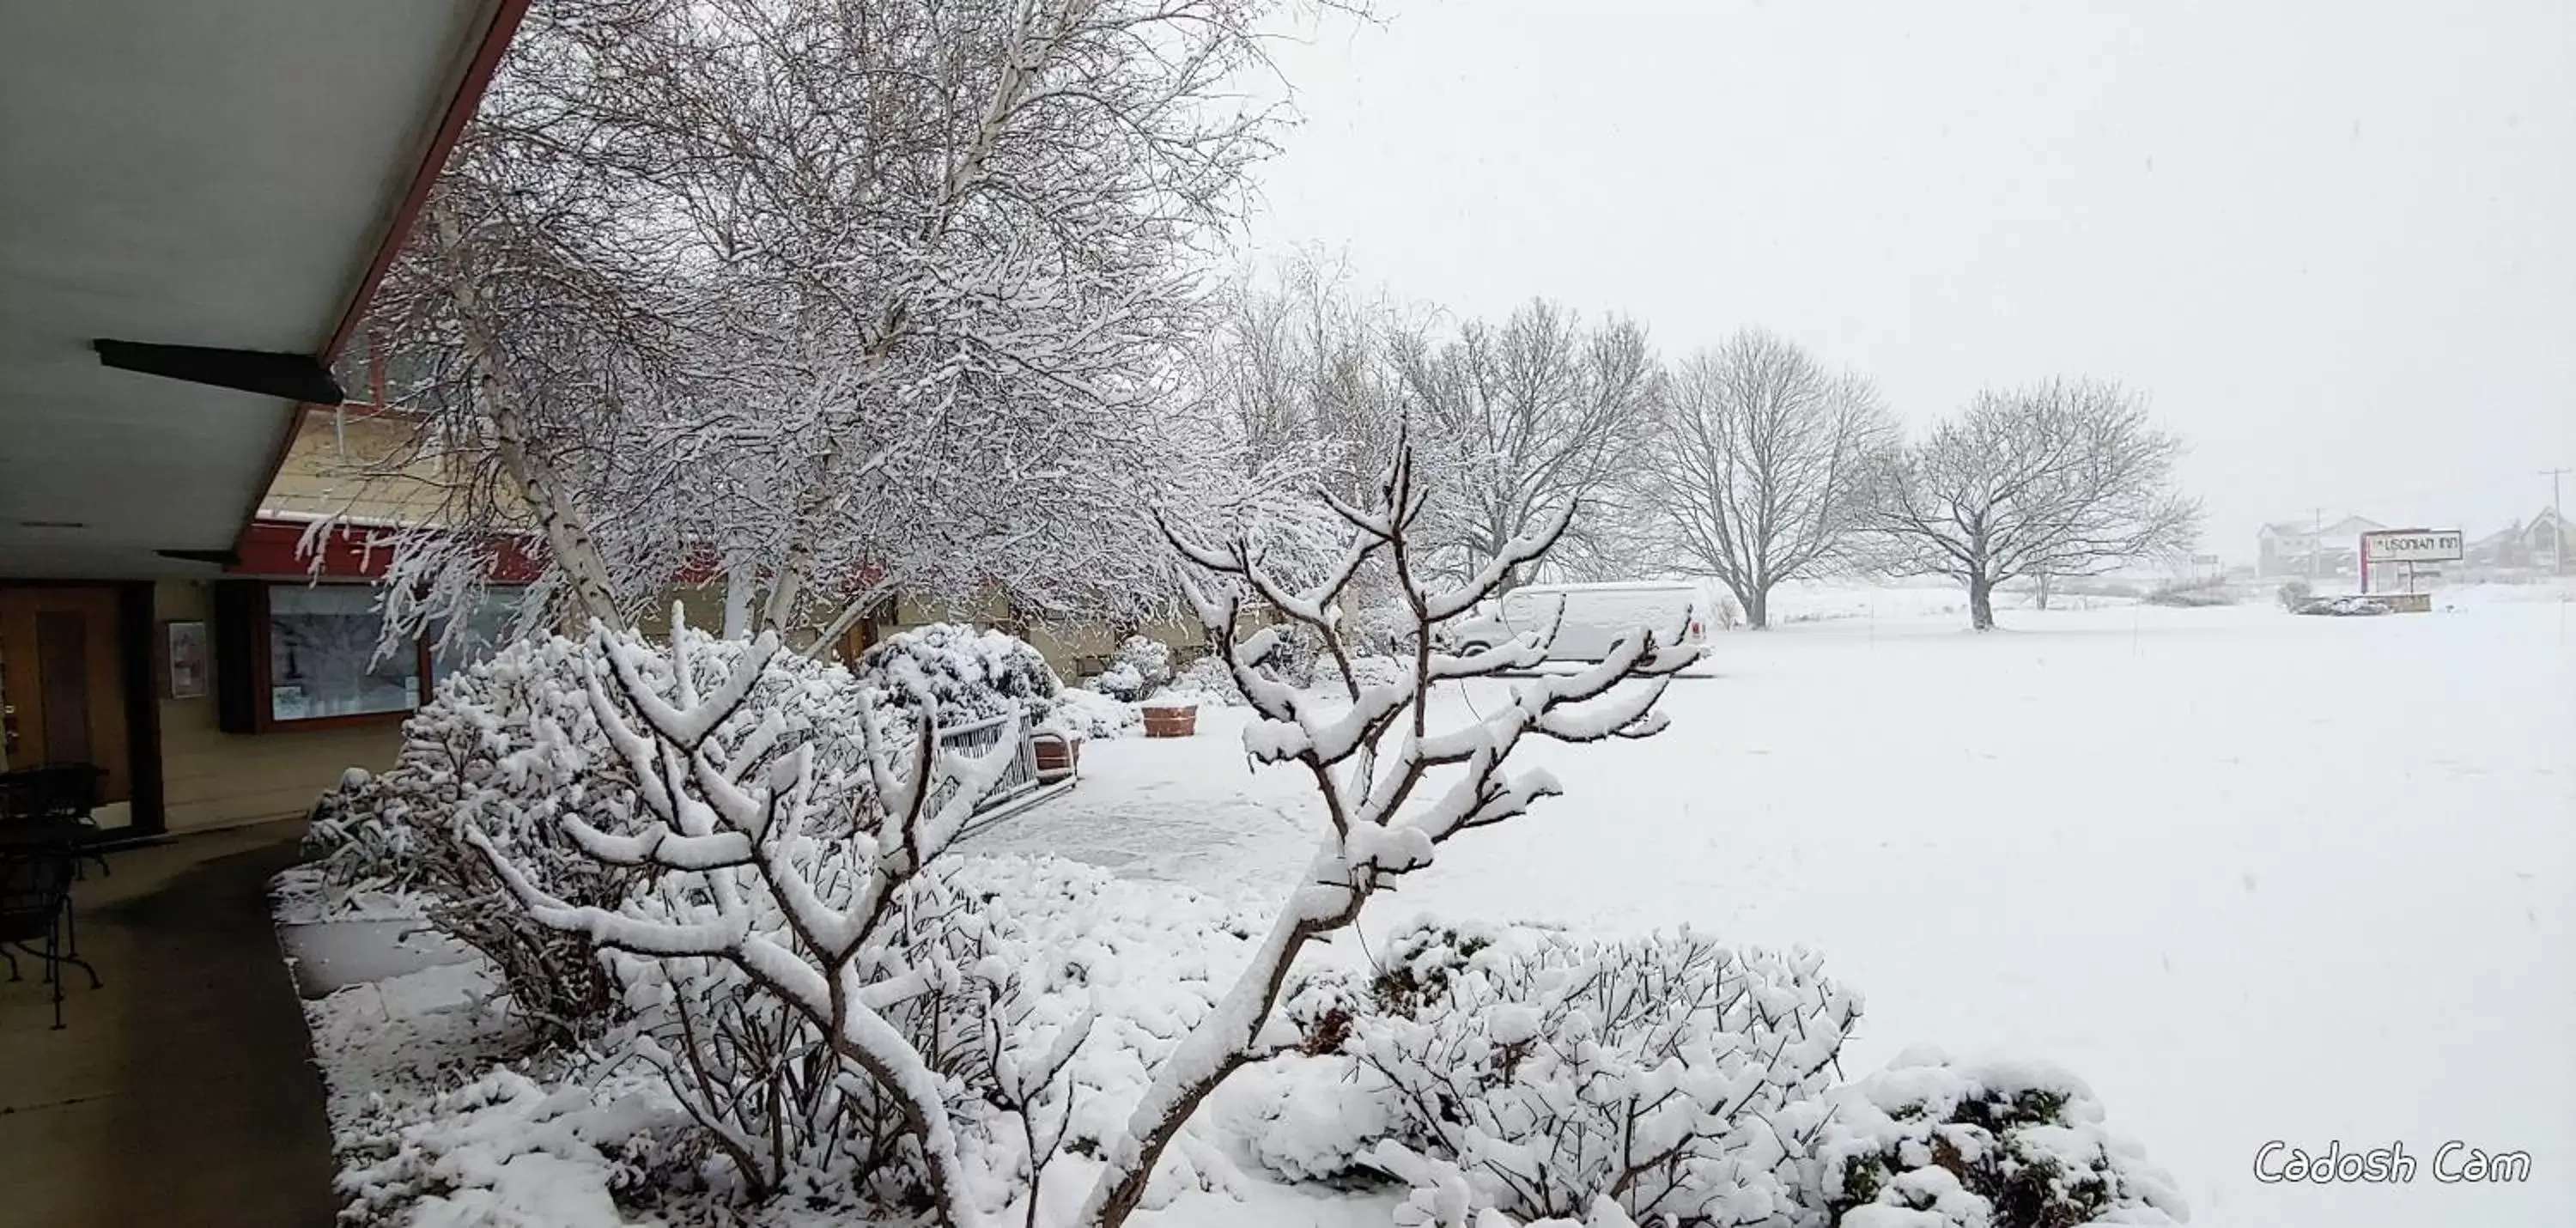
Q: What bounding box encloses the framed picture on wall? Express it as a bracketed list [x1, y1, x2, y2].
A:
[165, 619, 209, 700]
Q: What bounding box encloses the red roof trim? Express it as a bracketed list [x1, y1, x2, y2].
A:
[233, 518, 542, 584]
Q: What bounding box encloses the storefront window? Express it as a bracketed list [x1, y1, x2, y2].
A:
[267, 586, 419, 721]
[429, 589, 527, 690]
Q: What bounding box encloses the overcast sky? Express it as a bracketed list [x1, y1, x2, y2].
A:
[1239, 0, 2576, 560]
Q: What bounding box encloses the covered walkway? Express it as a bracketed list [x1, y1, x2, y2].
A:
[0, 822, 336, 1228]
[0, 4, 525, 1219]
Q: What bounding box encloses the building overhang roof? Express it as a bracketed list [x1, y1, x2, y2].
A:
[0, 0, 525, 579]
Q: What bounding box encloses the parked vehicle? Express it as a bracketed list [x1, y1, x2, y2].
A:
[1445, 581, 1711, 663]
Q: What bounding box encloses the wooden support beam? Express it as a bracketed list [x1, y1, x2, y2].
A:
[93, 339, 343, 405]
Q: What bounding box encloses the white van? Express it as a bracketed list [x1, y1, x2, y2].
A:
[1445, 581, 1711, 663]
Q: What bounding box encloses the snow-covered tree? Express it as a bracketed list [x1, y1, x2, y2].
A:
[1390, 300, 1665, 588]
[1202, 250, 1413, 504]
[1860, 378, 2201, 630]
[1650, 330, 1896, 629]
[1078, 440, 1699, 1225]
[357, 0, 1296, 649]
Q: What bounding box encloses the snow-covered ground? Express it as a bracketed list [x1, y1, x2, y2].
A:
[973, 587, 2576, 1227]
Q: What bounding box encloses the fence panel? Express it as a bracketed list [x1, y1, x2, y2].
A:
[928, 711, 1042, 818]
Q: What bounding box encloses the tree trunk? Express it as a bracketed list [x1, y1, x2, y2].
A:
[432, 206, 623, 628]
[1968, 574, 1996, 630]
[1745, 583, 1769, 630]
[430, 202, 624, 627]
[721, 569, 754, 639]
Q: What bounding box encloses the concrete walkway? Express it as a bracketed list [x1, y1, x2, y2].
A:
[0, 821, 337, 1228]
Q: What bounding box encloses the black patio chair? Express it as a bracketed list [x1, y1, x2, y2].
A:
[0, 764, 111, 878]
[1, 847, 101, 1030]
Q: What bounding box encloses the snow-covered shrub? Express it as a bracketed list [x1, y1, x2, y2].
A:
[1091, 659, 1151, 702]
[331, 1065, 686, 1225]
[2142, 578, 2232, 608]
[1091, 635, 1174, 702]
[606, 856, 1106, 1207]
[2274, 578, 2313, 611]
[1163, 653, 1247, 706]
[2294, 594, 2391, 617]
[304, 634, 652, 1042]
[320, 852, 1267, 1227]
[461, 623, 1285, 1226]
[1375, 1141, 1646, 1228]
[1812, 1047, 2187, 1227]
[1042, 685, 1140, 739]
[858, 621, 1060, 720]
[1265, 918, 1862, 1228]
[305, 623, 896, 1045]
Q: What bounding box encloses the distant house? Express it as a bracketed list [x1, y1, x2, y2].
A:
[2474, 508, 2573, 571]
[2255, 515, 2385, 578]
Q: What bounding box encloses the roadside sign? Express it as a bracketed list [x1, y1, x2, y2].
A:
[2357, 528, 2463, 597]
[2358, 529, 2462, 564]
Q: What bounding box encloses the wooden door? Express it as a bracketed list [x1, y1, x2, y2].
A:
[0, 587, 131, 803]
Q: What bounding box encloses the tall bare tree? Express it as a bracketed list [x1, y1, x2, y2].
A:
[1202, 250, 1410, 502]
[1392, 300, 1664, 587]
[1862, 378, 2201, 629]
[1651, 330, 1894, 628]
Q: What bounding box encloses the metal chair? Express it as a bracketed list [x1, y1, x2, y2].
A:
[0, 764, 111, 878]
[0, 846, 101, 1029]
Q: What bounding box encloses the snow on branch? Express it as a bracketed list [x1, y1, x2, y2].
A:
[465, 609, 1026, 1228]
[1073, 435, 1699, 1228]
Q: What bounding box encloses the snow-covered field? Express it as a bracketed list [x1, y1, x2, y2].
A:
[972, 586, 2576, 1228]
[292, 582, 2573, 1226]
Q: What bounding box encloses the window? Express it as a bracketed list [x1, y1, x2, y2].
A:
[429, 591, 526, 690]
[216, 581, 532, 732]
[268, 586, 418, 721]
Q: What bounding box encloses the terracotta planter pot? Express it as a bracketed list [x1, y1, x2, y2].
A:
[1140, 702, 1199, 739]
[1032, 731, 1079, 781]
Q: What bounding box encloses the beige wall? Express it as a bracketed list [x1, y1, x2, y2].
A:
[256, 405, 471, 526]
[635, 584, 734, 642]
[152, 581, 400, 834]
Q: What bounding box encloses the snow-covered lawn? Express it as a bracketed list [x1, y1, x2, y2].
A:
[973, 589, 2576, 1228]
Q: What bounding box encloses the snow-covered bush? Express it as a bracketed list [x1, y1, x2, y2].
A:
[306, 634, 650, 1042]
[1066, 435, 1696, 1228]
[303, 624, 909, 1044]
[1091, 659, 1150, 702]
[1162, 653, 1247, 706]
[1374, 1141, 1647, 1228]
[2142, 578, 2232, 608]
[1264, 918, 1862, 1228]
[858, 622, 1060, 720]
[2294, 594, 2391, 617]
[1043, 686, 1141, 739]
[331, 1065, 691, 1225]
[605, 856, 1109, 1207]
[1812, 1048, 2187, 1227]
[320, 852, 1267, 1227]
[461, 622, 1142, 1225]
[1093, 635, 1174, 702]
[2274, 578, 2312, 611]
